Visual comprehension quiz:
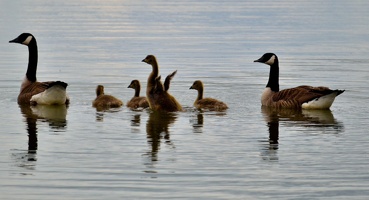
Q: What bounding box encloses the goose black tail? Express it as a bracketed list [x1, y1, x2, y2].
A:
[48, 81, 68, 89]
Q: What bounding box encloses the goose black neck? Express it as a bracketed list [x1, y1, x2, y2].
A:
[26, 39, 38, 82]
[266, 62, 279, 92]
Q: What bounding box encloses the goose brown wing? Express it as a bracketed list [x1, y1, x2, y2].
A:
[18, 82, 49, 104]
[272, 85, 333, 105]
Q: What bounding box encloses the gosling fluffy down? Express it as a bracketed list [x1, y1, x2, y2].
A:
[127, 80, 149, 109]
[142, 55, 182, 112]
[190, 80, 228, 111]
[92, 85, 123, 108]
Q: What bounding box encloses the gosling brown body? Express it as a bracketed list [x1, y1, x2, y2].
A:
[127, 80, 149, 109]
[190, 80, 228, 111]
[142, 55, 182, 112]
[92, 85, 123, 108]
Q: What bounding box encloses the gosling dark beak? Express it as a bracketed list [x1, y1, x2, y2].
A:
[142, 59, 146, 63]
[189, 86, 193, 89]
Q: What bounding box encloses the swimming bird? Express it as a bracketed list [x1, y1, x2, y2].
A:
[254, 53, 344, 109]
[189, 80, 228, 111]
[127, 80, 149, 109]
[92, 85, 123, 108]
[142, 55, 182, 112]
[153, 70, 177, 93]
[9, 33, 70, 105]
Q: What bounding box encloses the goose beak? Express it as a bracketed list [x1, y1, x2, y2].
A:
[142, 59, 146, 63]
[189, 86, 193, 89]
[9, 38, 18, 43]
[254, 58, 262, 63]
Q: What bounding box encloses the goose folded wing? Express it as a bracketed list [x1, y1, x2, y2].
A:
[272, 86, 331, 104]
[19, 82, 49, 102]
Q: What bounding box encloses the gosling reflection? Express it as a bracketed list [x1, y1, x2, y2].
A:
[261, 106, 344, 161]
[17, 105, 67, 169]
[131, 114, 141, 127]
[94, 107, 121, 122]
[190, 112, 204, 133]
[189, 110, 226, 134]
[144, 111, 177, 167]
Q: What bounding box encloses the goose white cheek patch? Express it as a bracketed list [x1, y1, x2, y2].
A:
[22, 36, 33, 45]
[265, 55, 275, 65]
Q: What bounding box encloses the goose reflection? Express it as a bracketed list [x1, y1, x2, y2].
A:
[260, 106, 343, 161]
[16, 105, 67, 170]
[144, 111, 177, 169]
[20, 104, 68, 133]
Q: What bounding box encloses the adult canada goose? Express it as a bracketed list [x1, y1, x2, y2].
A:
[92, 85, 123, 108]
[9, 33, 69, 105]
[254, 53, 344, 109]
[189, 80, 228, 111]
[127, 80, 149, 109]
[142, 55, 182, 112]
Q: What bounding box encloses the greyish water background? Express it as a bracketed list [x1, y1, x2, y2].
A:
[0, 0, 369, 199]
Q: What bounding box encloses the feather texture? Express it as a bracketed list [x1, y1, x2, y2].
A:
[92, 85, 123, 108]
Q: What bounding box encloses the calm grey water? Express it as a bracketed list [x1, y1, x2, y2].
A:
[1, 0, 369, 199]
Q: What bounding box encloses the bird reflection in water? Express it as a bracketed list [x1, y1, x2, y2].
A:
[144, 111, 177, 171]
[131, 114, 141, 127]
[260, 106, 344, 161]
[129, 113, 142, 134]
[94, 107, 121, 122]
[16, 105, 67, 170]
[189, 110, 227, 134]
[190, 111, 204, 133]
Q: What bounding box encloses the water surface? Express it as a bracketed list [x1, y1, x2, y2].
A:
[1, 0, 369, 199]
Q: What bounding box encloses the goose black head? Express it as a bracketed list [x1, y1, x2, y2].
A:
[142, 55, 156, 65]
[9, 33, 35, 46]
[254, 53, 278, 66]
